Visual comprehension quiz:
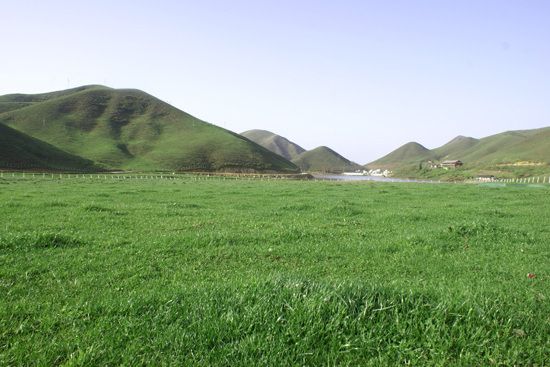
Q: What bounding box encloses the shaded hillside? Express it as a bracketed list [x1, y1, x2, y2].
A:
[292, 146, 362, 173]
[0, 102, 35, 114]
[241, 129, 306, 160]
[0, 86, 299, 173]
[367, 142, 435, 169]
[0, 123, 97, 171]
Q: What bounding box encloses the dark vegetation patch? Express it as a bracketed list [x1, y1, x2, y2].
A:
[328, 200, 364, 216]
[437, 220, 534, 252]
[0, 232, 86, 250]
[83, 204, 115, 213]
[81, 204, 126, 215]
[109, 95, 149, 138]
[39, 201, 69, 208]
[1, 201, 21, 208]
[280, 203, 314, 211]
[117, 190, 138, 195]
[116, 143, 133, 157]
[160, 202, 203, 217]
[168, 203, 202, 209]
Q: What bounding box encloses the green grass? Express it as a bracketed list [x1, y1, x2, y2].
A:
[0, 86, 298, 173]
[1, 176, 549, 365]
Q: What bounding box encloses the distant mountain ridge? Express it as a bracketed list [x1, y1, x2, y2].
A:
[432, 136, 480, 160]
[0, 85, 299, 173]
[367, 127, 550, 171]
[368, 142, 434, 169]
[241, 129, 306, 160]
[292, 146, 363, 173]
[241, 129, 361, 173]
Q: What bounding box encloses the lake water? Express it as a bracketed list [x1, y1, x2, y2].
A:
[313, 174, 441, 184]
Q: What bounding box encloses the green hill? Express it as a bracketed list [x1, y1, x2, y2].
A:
[367, 127, 550, 178]
[367, 142, 435, 169]
[0, 85, 109, 104]
[432, 136, 479, 160]
[292, 146, 362, 173]
[458, 127, 550, 165]
[0, 123, 97, 171]
[241, 129, 306, 160]
[0, 86, 298, 173]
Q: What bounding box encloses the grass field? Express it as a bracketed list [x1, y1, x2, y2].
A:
[1, 176, 548, 365]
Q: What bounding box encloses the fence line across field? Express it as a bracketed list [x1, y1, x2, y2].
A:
[1, 171, 550, 185]
[0, 172, 293, 182]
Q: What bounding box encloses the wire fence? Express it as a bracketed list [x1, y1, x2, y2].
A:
[0, 171, 308, 182]
[466, 176, 550, 184]
[1, 171, 549, 185]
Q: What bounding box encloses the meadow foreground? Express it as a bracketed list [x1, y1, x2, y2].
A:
[0, 176, 548, 365]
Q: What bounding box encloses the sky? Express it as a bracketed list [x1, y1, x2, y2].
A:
[2, 0, 550, 163]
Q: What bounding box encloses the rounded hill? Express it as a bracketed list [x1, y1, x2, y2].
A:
[367, 142, 434, 169]
[0, 86, 299, 173]
[241, 129, 306, 161]
[292, 146, 363, 173]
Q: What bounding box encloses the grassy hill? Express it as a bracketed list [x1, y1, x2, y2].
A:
[458, 127, 550, 165]
[432, 135, 479, 160]
[0, 86, 299, 173]
[367, 127, 550, 178]
[0, 123, 97, 171]
[367, 142, 435, 169]
[292, 146, 363, 173]
[241, 129, 306, 160]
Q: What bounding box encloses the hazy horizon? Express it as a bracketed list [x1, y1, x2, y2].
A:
[2, 0, 550, 163]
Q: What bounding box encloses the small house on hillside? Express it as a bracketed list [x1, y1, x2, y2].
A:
[427, 160, 440, 169]
[441, 160, 463, 169]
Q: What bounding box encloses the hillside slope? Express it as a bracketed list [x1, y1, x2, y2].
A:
[241, 129, 306, 161]
[0, 86, 299, 172]
[367, 142, 435, 169]
[292, 146, 362, 173]
[367, 127, 550, 178]
[459, 127, 550, 165]
[432, 136, 479, 160]
[0, 123, 97, 171]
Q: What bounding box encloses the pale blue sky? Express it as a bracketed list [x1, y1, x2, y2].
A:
[2, 0, 550, 163]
